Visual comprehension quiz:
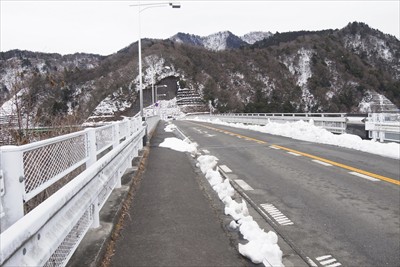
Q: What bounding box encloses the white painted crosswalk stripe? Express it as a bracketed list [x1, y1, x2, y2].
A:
[261, 204, 294, 226]
[315, 255, 342, 267]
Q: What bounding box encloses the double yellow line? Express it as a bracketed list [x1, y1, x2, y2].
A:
[191, 122, 400, 186]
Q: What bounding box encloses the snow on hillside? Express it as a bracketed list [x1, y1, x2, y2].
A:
[240, 31, 273, 44]
[359, 90, 400, 112]
[91, 88, 131, 116]
[202, 31, 229, 51]
[170, 31, 273, 51]
[344, 34, 394, 62]
[0, 61, 25, 92]
[282, 48, 315, 111]
[1, 88, 28, 116]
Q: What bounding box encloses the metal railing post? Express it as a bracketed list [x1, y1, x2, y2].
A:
[0, 146, 25, 233]
[113, 123, 120, 149]
[142, 117, 148, 146]
[91, 201, 100, 228]
[85, 128, 97, 168]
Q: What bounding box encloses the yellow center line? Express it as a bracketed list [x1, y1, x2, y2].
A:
[188, 121, 399, 186]
[271, 145, 400, 186]
[198, 123, 268, 144]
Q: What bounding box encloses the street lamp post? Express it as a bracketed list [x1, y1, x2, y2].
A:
[131, 2, 181, 119]
[130, 2, 180, 146]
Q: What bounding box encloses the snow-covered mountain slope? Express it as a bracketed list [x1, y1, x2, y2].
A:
[240, 31, 273, 44]
[1, 22, 399, 130]
[170, 30, 271, 50]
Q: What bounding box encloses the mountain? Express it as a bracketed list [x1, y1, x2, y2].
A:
[0, 51, 103, 104]
[1, 22, 399, 131]
[169, 30, 272, 50]
[240, 31, 273, 44]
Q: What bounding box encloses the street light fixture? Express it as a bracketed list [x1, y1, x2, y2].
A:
[130, 2, 181, 119]
[169, 2, 181, 8]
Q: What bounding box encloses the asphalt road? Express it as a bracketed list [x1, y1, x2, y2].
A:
[174, 120, 400, 267]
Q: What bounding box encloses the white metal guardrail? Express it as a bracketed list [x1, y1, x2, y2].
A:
[365, 113, 400, 142]
[0, 115, 159, 266]
[188, 113, 348, 134]
[187, 112, 400, 143]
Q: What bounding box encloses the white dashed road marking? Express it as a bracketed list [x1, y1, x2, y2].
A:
[260, 204, 294, 225]
[269, 146, 280, 150]
[219, 165, 232, 173]
[287, 151, 301, 156]
[349, 171, 380, 182]
[234, 179, 254, 191]
[312, 159, 333, 166]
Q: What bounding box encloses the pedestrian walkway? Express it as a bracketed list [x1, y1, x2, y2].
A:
[110, 121, 247, 266]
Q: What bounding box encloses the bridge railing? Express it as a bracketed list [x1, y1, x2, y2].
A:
[365, 113, 400, 142]
[188, 113, 348, 134]
[0, 115, 157, 266]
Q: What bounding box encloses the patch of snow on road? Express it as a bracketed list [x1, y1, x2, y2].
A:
[164, 124, 176, 132]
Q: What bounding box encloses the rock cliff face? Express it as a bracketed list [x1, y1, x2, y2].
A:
[1, 22, 399, 128]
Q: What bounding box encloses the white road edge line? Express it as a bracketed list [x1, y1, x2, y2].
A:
[349, 171, 380, 182]
[234, 179, 254, 191]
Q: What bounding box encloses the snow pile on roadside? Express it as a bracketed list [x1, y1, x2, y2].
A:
[159, 137, 198, 154]
[197, 155, 284, 267]
[190, 118, 400, 160]
[159, 126, 284, 266]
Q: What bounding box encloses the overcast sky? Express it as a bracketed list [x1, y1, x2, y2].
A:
[1, 0, 399, 56]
